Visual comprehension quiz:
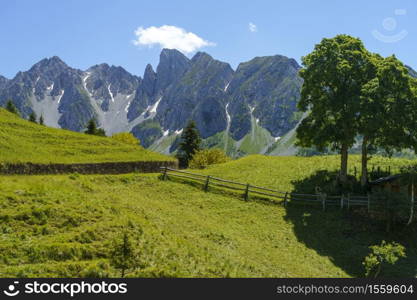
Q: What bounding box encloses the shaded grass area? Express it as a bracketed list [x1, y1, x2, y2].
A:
[284, 203, 417, 277]
[0, 109, 173, 164]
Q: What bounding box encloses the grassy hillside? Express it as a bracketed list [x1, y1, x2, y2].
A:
[0, 172, 347, 277]
[0, 109, 173, 164]
[1, 155, 416, 278]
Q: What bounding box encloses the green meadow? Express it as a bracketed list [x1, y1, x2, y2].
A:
[0, 109, 173, 164]
[1, 155, 416, 278]
[1, 109, 416, 278]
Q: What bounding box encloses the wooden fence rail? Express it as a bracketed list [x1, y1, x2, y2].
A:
[160, 167, 381, 211]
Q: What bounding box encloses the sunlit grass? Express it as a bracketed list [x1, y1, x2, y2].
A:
[0, 109, 173, 164]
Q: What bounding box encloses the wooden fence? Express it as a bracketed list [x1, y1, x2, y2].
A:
[160, 167, 373, 211]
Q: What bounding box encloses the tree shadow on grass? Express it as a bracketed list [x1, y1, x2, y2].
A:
[285, 170, 417, 277]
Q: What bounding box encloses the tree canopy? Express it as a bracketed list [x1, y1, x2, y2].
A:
[296, 34, 417, 186]
[297, 35, 374, 182]
[358, 55, 417, 185]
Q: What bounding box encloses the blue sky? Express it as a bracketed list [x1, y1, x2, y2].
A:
[0, 0, 416, 79]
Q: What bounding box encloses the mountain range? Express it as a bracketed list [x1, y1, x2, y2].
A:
[2, 50, 413, 157]
[0, 49, 303, 157]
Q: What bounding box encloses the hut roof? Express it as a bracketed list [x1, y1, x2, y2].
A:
[369, 174, 402, 185]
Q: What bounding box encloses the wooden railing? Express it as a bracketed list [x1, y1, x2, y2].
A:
[160, 167, 373, 211]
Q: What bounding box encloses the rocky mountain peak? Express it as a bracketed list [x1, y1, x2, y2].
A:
[29, 56, 70, 74]
[144, 64, 156, 78]
[0, 75, 8, 90]
[191, 51, 213, 62]
[142, 64, 157, 96]
[156, 49, 191, 92]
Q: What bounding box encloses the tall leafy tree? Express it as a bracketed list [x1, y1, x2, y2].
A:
[359, 55, 417, 186]
[297, 35, 374, 183]
[176, 120, 201, 168]
[5, 100, 19, 116]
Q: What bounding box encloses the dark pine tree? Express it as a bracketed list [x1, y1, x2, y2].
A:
[176, 120, 201, 168]
[85, 118, 106, 136]
[29, 112, 37, 123]
[110, 232, 137, 278]
[5, 100, 19, 116]
[39, 115, 45, 125]
[85, 118, 98, 135]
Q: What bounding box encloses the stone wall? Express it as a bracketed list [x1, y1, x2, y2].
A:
[0, 160, 178, 175]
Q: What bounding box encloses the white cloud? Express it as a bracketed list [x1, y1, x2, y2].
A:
[132, 25, 215, 54]
[249, 22, 258, 33]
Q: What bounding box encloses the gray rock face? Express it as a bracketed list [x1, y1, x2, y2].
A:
[131, 119, 163, 148]
[85, 64, 140, 111]
[227, 55, 303, 140]
[0, 75, 8, 90]
[127, 64, 155, 122]
[155, 51, 234, 138]
[0, 56, 94, 130]
[127, 49, 191, 123]
[155, 49, 191, 93]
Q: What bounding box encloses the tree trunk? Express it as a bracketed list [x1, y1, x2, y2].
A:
[361, 136, 368, 187]
[340, 143, 349, 183]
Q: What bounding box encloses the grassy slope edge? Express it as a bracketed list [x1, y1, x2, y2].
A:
[0, 109, 173, 164]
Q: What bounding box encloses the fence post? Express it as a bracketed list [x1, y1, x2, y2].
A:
[204, 176, 210, 192]
[367, 193, 371, 213]
[340, 195, 344, 209]
[322, 193, 327, 211]
[162, 166, 168, 181]
[283, 192, 288, 207]
[347, 193, 350, 210]
[407, 181, 414, 226]
[244, 184, 250, 201]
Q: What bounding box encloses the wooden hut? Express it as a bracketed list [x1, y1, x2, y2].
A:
[369, 174, 417, 197]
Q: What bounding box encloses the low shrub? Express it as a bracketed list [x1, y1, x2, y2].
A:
[111, 132, 140, 146]
[363, 240, 406, 277]
[189, 149, 230, 169]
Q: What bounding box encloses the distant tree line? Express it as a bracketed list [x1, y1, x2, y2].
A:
[3, 100, 45, 125]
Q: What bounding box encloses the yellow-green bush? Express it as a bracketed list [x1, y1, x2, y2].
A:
[189, 148, 230, 169]
[111, 132, 140, 146]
